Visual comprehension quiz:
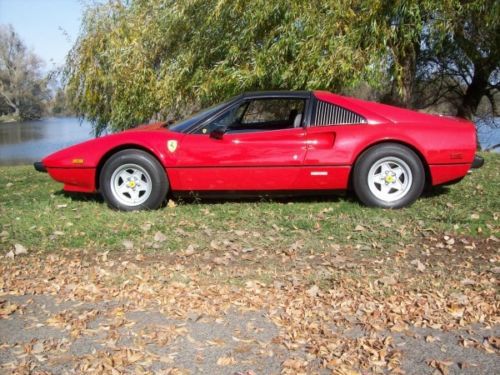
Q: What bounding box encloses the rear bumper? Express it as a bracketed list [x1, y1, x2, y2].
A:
[34, 162, 47, 173]
[471, 155, 484, 169]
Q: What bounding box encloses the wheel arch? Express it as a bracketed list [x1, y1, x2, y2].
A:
[95, 144, 168, 190]
[348, 140, 431, 190]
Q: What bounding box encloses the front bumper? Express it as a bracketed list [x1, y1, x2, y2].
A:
[34, 161, 47, 173]
[471, 155, 484, 169]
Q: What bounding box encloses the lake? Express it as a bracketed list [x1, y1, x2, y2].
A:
[0, 116, 498, 166]
[0, 117, 95, 166]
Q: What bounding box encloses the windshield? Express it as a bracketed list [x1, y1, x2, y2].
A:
[168, 98, 237, 133]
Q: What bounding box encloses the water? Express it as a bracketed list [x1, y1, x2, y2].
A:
[476, 117, 500, 151]
[0, 116, 498, 166]
[0, 117, 95, 166]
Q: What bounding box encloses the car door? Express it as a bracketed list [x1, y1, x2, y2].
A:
[172, 97, 309, 191]
[298, 99, 368, 189]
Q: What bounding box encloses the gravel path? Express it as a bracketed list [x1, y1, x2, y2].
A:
[1, 293, 499, 374]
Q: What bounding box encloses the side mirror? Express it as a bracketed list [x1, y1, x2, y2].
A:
[210, 126, 226, 140]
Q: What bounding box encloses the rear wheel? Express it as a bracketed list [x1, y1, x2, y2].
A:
[100, 150, 168, 211]
[353, 144, 425, 208]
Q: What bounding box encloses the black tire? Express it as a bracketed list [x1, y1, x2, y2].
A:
[99, 149, 168, 211]
[352, 143, 425, 208]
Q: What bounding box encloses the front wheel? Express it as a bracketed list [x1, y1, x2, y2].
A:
[353, 144, 425, 208]
[100, 150, 168, 211]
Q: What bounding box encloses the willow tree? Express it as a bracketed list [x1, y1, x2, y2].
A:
[362, 0, 499, 117]
[65, 0, 382, 134]
[66, 0, 498, 133]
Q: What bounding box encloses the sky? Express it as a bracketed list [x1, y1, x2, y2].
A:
[0, 0, 88, 68]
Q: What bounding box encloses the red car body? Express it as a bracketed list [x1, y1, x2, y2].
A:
[37, 91, 480, 199]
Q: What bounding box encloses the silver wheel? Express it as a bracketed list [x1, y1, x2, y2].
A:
[367, 156, 413, 203]
[110, 163, 152, 207]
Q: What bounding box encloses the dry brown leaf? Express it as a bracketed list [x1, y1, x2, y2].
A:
[0, 302, 18, 318]
[14, 244, 27, 255]
[216, 356, 236, 366]
[122, 240, 134, 250]
[154, 231, 167, 242]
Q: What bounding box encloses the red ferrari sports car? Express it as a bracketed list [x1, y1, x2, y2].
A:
[35, 91, 483, 210]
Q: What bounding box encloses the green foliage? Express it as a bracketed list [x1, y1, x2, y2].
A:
[65, 0, 499, 133]
[66, 0, 382, 134]
[362, 0, 500, 115]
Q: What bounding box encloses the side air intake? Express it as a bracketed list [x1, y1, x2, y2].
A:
[314, 100, 366, 126]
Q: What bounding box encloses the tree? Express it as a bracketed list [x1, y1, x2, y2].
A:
[66, 0, 499, 134]
[0, 25, 50, 120]
[422, 0, 500, 119]
[362, 0, 499, 119]
[65, 0, 382, 134]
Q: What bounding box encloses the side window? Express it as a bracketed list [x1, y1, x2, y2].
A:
[195, 103, 248, 134]
[240, 99, 304, 126]
[195, 98, 305, 134]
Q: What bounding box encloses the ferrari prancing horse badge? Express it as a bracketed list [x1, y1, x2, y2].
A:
[167, 140, 178, 153]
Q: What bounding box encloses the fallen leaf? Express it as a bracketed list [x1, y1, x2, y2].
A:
[0, 302, 18, 317]
[427, 359, 453, 375]
[213, 257, 227, 265]
[154, 231, 167, 242]
[141, 223, 152, 231]
[217, 356, 236, 366]
[306, 285, 320, 298]
[490, 267, 500, 274]
[14, 244, 27, 255]
[411, 259, 426, 272]
[487, 336, 500, 350]
[282, 358, 307, 369]
[122, 240, 134, 250]
[378, 276, 397, 285]
[185, 245, 195, 256]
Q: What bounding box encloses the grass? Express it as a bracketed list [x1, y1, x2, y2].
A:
[0, 152, 499, 255]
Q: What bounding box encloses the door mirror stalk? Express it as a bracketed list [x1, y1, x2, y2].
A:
[210, 126, 226, 140]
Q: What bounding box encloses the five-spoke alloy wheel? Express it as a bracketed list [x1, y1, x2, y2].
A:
[100, 150, 168, 211]
[353, 144, 425, 208]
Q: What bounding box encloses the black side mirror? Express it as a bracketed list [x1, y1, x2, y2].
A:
[210, 126, 226, 140]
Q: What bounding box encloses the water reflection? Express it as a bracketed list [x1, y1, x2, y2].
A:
[0, 117, 95, 165]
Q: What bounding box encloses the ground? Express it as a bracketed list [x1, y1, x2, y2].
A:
[0, 153, 499, 374]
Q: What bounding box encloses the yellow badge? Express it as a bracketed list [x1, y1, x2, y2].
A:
[167, 140, 178, 153]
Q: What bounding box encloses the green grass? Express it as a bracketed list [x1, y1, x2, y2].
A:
[1, 152, 499, 254]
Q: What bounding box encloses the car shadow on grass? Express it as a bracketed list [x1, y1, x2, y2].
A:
[420, 185, 450, 199]
[55, 187, 449, 208]
[173, 190, 356, 206]
[55, 190, 104, 203]
[55, 189, 356, 207]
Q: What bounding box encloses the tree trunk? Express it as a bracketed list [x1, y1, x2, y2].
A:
[391, 41, 420, 108]
[456, 66, 489, 120]
[0, 90, 19, 117]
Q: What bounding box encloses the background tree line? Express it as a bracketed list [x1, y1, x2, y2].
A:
[4, 0, 499, 130]
[0, 25, 72, 122]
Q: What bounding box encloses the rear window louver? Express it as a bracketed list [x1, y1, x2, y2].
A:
[313, 100, 366, 126]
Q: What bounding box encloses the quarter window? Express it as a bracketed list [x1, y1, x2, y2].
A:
[313, 100, 366, 126]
